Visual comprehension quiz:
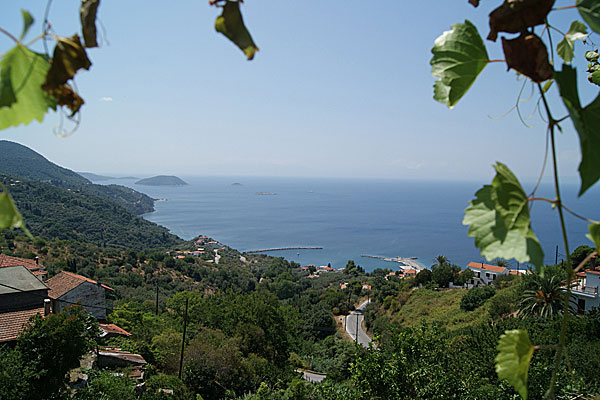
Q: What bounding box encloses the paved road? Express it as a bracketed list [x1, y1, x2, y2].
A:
[345, 299, 373, 348]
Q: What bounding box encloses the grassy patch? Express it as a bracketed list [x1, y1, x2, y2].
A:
[392, 288, 490, 330]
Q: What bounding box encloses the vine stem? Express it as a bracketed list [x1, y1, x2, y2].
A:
[537, 82, 574, 400]
[553, 5, 577, 11]
[0, 26, 18, 43]
[529, 197, 597, 224]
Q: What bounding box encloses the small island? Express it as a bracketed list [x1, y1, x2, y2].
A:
[135, 175, 188, 186]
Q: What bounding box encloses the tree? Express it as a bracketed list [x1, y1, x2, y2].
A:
[519, 273, 574, 319]
[453, 267, 474, 287]
[4, 306, 99, 400]
[415, 268, 432, 286]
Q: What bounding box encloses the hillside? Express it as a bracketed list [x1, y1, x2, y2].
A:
[0, 141, 154, 215]
[1, 174, 182, 251]
[77, 172, 115, 181]
[136, 175, 188, 186]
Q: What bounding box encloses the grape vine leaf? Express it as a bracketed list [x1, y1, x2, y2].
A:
[0, 184, 32, 239]
[0, 45, 57, 130]
[43, 35, 92, 90]
[496, 330, 534, 400]
[19, 10, 34, 41]
[557, 21, 588, 63]
[555, 65, 600, 196]
[588, 222, 600, 250]
[463, 162, 544, 268]
[215, 1, 258, 60]
[577, 0, 600, 34]
[431, 20, 489, 108]
[590, 70, 600, 86]
[80, 0, 100, 48]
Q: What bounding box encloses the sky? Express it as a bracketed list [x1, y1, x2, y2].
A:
[0, 1, 597, 186]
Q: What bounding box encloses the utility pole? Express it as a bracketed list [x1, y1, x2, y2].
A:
[178, 297, 189, 380]
[555, 245, 559, 265]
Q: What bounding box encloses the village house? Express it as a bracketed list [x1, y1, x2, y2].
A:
[0, 254, 47, 281]
[464, 262, 530, 287]
[0, 265, 51, 343]
[46, 271, 113, 320]
[571, 267, 600, 313]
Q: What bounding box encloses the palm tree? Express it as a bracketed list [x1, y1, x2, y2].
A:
[495, 258, 509, 268]
[434, 255, 450, 267]
[519, 274, 575, 318]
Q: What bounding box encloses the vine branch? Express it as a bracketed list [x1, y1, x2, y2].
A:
[0, 26, 18, 43]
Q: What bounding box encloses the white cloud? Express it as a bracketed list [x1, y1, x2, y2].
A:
[99, 97, 113, 102]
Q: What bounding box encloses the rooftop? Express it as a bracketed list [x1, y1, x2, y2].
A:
[0, 307, 44, 343]
[46, 271, 113, 299]
[0, 266, 48, 295]
[467, 262, 508, 274]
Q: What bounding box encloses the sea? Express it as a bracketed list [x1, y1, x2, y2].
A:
[100, 176, 599, 272]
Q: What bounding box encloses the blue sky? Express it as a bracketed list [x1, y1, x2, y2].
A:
[0, 1, 596, 185]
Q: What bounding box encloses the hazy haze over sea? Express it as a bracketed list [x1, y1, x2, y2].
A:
[101, 176, 599, 272]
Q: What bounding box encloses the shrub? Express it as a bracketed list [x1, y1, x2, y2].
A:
[460, 286, 496, 311]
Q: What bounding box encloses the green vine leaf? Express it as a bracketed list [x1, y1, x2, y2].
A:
[19, 10, 34, 41]
[588, 222, 600, 250]
[215, 1, 258, 60]
[80, 0, 100, 48]
[0, 184, 32, 239]
[590, 70, 600, 86]
[431, 20, 489, 108]
[577, 0, 600, 34]
[0, 45, 57, 130]
[463, 162, 544, 268]
[496, 330, 534, 400]
[555, 65, 600, 196]
[557, 21, 588, 63]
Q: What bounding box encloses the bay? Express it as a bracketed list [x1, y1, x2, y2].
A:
[102, 176, 599, 272]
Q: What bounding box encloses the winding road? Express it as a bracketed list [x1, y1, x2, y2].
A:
[345, 299, 373, 348]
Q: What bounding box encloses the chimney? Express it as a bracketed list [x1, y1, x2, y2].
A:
[44, 299, 51, 316]
[35, 256, 39, 265]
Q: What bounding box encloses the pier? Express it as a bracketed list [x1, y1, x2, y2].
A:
[360, 255, 425, 271]
[245, 246, 323, 254]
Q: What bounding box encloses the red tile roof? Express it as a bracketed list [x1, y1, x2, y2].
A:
[46, 271, 113, 299]
[99, 323, 132, 337]
[467, 262, 508, 273]
[0, 254, 45, 272]
[0, 307, 44, 343]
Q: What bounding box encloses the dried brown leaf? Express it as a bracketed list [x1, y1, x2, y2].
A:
[488, 0, 555, 41]
[42, 34, 91, 92]
[44, 84, 84, 117]
[502, 33, 553, 82]
[80, 0, 100, 48]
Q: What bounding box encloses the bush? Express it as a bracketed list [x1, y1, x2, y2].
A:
[460, 286, 496, 311]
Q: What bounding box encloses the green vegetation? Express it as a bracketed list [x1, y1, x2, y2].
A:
[0, 141, 155, 215]
[1, 175, 181, 251]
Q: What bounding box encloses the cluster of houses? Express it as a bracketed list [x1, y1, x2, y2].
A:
[300, 264, 339, 278]
[0, 254, 147, 380]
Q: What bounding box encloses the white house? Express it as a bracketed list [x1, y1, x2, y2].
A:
[466, 262, 510, 286]
[571, 269, 600, 313]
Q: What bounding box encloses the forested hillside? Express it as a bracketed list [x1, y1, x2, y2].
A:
[0, 141, 155, 215]
[1, 175, 181, 251]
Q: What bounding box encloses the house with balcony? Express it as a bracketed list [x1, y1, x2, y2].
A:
[571, 269, 600, 313]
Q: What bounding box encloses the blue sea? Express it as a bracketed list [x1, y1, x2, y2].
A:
[102, 176, 599, 272]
